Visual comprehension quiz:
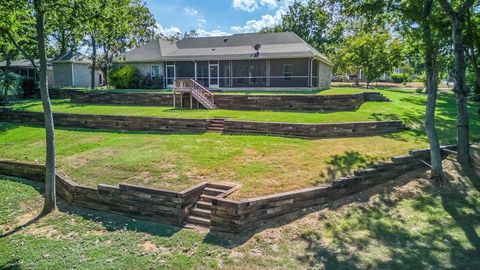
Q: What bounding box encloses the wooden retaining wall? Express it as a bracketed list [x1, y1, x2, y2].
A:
[0, 110, 406, 139]
[210, 146, 455, 233]
[0, 109, 209, 133]
[0, 160, 207, 226]
[48, 89, 390, 112]
[0, 146, 454, 233]
[223, 120, 408, 138]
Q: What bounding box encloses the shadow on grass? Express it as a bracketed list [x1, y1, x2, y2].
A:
[292, 158, 480, 269]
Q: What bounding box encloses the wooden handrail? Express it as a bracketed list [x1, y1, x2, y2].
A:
[173, 79, 216, 109]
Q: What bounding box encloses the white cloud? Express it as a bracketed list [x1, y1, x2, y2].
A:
[230, 0, 304, 33]
[156, 24, 181, 36]
[198, 17, 207, 27]
[232, 0, 278, 12]
[184, 7, 199, 16]
[231, 8, 285, 32]
[197, 29, 231, 37]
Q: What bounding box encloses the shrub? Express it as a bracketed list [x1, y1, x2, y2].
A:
[0, 72, 23, 102]
[109, 66, 141, 89]
[21, 77, 39, 98]
[391, 73, 410, 84]
[140, 75, 164, 89]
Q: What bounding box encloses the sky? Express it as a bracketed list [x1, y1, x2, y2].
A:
[145, 0, 299, 37]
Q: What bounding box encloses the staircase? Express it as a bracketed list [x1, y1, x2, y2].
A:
[174, 79, 217, 110]
[184, 183, 239, 228]
[207, 118, 225, 133]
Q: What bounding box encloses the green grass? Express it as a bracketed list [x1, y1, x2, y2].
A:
[6, 88, 480, 127]
[1, 157, 479, 269]
[1, 87, 479, 198]
[0, 124, 424, 198]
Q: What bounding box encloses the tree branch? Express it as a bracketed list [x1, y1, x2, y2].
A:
[458, 0, 475, 16]
[437, 0, 455, 16]
[0, 30, 39, 73]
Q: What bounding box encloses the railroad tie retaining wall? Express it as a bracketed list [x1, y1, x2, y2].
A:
[210, 146, 456, 233]
[0, 110, 209, 133]
[213, 93, 366, 111]
[0, 146, 455, 233]
[0, 160, 207, 226]
[48, 89, 390, 112]
[223, 120, 408, 138]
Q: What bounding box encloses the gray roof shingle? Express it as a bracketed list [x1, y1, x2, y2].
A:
[120, 32, 333, 66]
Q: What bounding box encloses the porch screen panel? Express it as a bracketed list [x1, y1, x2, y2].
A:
[196, 61, 208, 86]
[219, 61, 230, 87]
[176, 62, 195, 80]
[312, 60, 319, 87]
[270, 58, 309, 87]
[232, 60, 266, 87]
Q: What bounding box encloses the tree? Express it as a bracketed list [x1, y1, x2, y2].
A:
[438, 0, 475, 165]
[92, 0, 156, 87]
[422, 0, 445, 180]
[0, 0, 57, 213]
[339, 30, 403, 88]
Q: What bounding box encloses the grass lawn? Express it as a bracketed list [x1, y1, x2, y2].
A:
[1, 157, 479, 269]
[1, 88, 479, 198]
[6, 88, 480, 126]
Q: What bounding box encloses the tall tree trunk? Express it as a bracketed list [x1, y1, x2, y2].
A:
[452, 15, 471, 165]
[34, 0, 57, 213]
[90, 33, 96, 90]
[423, 0, 443, 180]
[438, 0, 473, 165]
[1, 54, 12, 104]
[355, 68, 360, 87]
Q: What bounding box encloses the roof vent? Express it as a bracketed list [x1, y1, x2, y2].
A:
[224, 38, 228, 42]
[211, 48, 216, 51]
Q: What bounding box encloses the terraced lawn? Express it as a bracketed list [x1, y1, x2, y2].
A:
[6, 88, 468, 125]
[1, 88, 479, 198]
[1, 156, 479, 269]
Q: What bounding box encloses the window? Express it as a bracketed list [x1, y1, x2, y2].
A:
[151, 65, 160, 79]
[283, 64, 292, 81]
[98, 73, 103, 85]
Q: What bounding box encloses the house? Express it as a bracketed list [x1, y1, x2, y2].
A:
[52, 52, 104, 88]
[117, 32, 333, 90]
[0, 59, 54, 86]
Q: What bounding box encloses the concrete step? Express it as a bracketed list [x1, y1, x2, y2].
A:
[186, 215, 210, 227]
[200, 194, 216, 202]
[203, 187, 226, 196]
[196, 201, 212, 210]
[191, 207, 211, 218]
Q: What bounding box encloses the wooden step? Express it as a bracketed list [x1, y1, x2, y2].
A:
[207, 127, 224, 132]
[206, 183, 235, 190]
[200, 194, 216, 202]
[186, 215, 210, 226]
[191, 207, 211, 218]
[209, 123, 224, 127]
[203, 187, 225, 196]
[196, 201, 212, 210]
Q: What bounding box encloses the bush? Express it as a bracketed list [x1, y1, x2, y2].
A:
[391, 73, 410, 84]
[21, 77, 39, 98]
[109, 66, 141, 89]
[0, 72, 23, 102]
[139, 75, 164, 89]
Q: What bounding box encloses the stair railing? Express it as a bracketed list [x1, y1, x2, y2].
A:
[190, 79, 215, 108]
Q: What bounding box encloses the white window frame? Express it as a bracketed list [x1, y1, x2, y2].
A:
[165, 64, 175, 88]
[151, 64, 160, 79]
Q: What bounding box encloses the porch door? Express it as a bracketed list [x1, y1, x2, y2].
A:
[209, 64, 219, 88]
[166, 65, 175, 88]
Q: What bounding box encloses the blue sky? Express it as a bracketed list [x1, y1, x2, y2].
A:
[145, 0, 297, 37]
